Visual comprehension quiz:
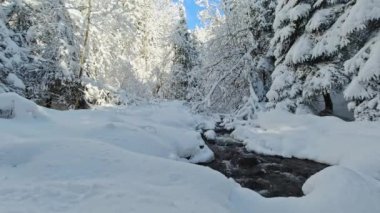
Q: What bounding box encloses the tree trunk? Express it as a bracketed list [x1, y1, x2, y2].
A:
[319, 93, 333, 116]
[79, 0, 92, 78]
[323, 93, 333, 111]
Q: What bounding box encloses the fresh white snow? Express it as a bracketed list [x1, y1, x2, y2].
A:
[5, 74, 26, 90]
[231, 166, 380, 213]
[230, 109, 380, 212]
[204, 130, 217, 140]
[233, 110, 380, 179]
[1, 93, 380, 213]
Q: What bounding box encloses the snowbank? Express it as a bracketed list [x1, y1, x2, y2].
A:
[0, 137, 235, 213]
[230, 166, 380, 213]
[0, 93, 48, 120]
[0, 96, 223, 212]
[227, 109, 380, 212]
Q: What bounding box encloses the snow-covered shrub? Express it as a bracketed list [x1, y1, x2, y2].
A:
[84, 82, 126, 107]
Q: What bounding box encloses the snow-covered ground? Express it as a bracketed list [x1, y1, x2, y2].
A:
[1, 93, 380, 213]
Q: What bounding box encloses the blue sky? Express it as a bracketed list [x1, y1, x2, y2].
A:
[183, 0, 202, 29]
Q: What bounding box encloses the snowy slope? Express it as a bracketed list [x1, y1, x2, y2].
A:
[1, 93, 380, 213]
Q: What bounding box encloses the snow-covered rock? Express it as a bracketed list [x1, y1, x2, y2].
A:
[204, 130, 217, 140]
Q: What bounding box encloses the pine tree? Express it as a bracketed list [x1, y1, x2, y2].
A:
[163, 3, 198, 100]
[1, 0, 84, 109]
[267, 0, 380, 119]
[267, 0, 314, 112]
[344, 32, 380, 121]
[0, 3, 27, 96]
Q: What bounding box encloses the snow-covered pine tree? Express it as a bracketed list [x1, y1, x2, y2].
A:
[162, 2, 198, 100]
[1, 0, 84, 109]
[267, 0, 315, 112]
[0, 4, 27, 95]
[344, 32, 380, 121]
[267, 0, 380, 119]
[234, 0, 276, 121]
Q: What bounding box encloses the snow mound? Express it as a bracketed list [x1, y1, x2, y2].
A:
[0, 137, 235, 213]
[204, 130, 217, 140]
[0, 93, 48, 120]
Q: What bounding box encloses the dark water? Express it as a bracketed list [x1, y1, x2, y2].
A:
[199, 128, 329, 198]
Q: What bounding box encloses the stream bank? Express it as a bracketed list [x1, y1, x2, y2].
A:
[198, 126, 329, 198]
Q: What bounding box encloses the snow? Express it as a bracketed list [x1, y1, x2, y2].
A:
[343, 32, 380, 120]
[309, 92, 354, 121]
[270, 25, 296, 58]
[204, 130, 216, 140]
[1, 93, 380, 212]
[0, 93, 47, 119]
[267, 64, 302, 111]
[285, 35, 313, 64]
[288, 4, 311, 22]
[230, 166, 380, 213]
[345, 32, 380, 84]
[229, 110, 380, 212]
[232, 110, 380, 179]
[311, 8, 350, 58]
[341, 0, 380, 35]
[312, 0, 380, 58]
[271, 1, 311, 61]
[306, 7, 341, 33]
[273, 0, 304, 30]
[0, 94, 227, 213]
[5, 73, 26, 90]
[302, 63, 348, 102]
[344, 78, 369, 99]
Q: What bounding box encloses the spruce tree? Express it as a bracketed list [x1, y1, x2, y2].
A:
[165, 3, 197, 100]
[267, 0, 380, 119]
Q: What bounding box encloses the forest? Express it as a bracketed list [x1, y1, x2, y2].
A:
[1, 0, 379, 121]
[0, 0, 380, 212]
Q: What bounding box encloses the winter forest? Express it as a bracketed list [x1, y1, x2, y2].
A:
[1, 0, 380, 212]
[1, 0, 379, 121]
